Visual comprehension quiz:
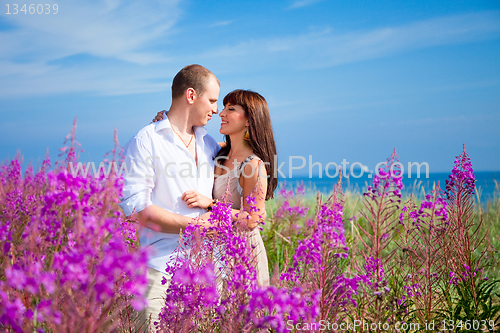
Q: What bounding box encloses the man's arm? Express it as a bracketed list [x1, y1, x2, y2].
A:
[136, 205, 193, 234]
[120, 134, 210, 233]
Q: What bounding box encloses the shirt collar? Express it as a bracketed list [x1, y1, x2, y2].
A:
[155, 112, 208, 137]
[154, 113, 173, 133]
[193, 125, 208, 137]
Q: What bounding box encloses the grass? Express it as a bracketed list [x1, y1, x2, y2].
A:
[264, 182, 500, 277]
[260, 177, 500, 332]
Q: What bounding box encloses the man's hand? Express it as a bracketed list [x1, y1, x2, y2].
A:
[151, 110, 166, 123]
[182, 191, 212, 209]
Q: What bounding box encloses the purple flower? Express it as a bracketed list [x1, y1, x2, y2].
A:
[0, 127, 148, 332]
[445, 145, 475, 199]
[449, 271, 459, 285]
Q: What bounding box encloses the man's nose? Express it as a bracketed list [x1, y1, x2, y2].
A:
[213, 105, 219, 114]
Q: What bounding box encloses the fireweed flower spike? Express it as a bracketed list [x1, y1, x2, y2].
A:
[439, 144, 494, 319]
[2, 118, 497, 332]
[57, 117, 84, 167]
[396, 184, 449, 324]
[394, 145, 488, 326]
[350, 149, 406, 326]
[157, 191, 320, 332]
[445, 144, 475, 200]
[279, 173, 365, 325]
[0, 121, 148, 332]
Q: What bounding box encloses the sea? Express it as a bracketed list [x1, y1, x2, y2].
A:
[280, 171, 500, 203]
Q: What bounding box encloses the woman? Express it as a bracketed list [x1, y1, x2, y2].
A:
[154, 89, 277, 286]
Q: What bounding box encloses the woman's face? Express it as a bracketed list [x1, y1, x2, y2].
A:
[219, 103, 248, 136]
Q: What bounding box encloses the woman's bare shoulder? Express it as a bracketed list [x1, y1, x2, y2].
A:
[241, 159, 267, 179]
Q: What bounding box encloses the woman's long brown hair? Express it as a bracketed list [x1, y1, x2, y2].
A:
[216, 89, 278, 200]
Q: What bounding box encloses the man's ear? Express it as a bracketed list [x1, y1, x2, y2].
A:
[186, 88, 196, 104]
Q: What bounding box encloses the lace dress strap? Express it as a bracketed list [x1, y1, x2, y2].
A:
[236, 154, 260, 178]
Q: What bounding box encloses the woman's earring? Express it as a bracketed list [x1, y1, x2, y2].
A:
[243, 129, 250, 141]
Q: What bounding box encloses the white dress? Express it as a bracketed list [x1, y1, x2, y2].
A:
[212, 154, 270, 287]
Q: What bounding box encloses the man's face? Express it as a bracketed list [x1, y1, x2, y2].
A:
[192, 76, 219, 126]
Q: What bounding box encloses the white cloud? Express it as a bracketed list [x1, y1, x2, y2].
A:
[210, 20, 233, 27]
[287, 0, 323, 10]
[199, 11, 500, 72]
[0, 63, 174, 96]
[1, 7, 499, 98]
[0, 61, 54, 77]
[0, 0, 181, 97]
[0, 0, 181, 65]
[384, 113, 500, 127]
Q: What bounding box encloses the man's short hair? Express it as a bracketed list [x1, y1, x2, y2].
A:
[171, 64, 219, 100]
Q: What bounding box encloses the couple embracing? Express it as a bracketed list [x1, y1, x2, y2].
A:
[118, 64, 278, 329]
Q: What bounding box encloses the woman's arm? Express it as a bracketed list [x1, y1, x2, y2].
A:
[198, 160, 267, 228]
[151, 110, 166, 123]
[238, 160, 268, 230]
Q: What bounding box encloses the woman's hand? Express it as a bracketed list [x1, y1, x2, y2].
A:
[182, 190, 212, 209]
[151, 110, 166, 123]
[191, 212, 216, 237]
[199, 211, 212, 221]
[191, 213, 212, 227]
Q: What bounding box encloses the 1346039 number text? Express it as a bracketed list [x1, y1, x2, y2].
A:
[441, 319, 495, 331]
[5, 4, 58, 14]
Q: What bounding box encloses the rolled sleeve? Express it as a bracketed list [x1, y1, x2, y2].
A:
[119, 135, 156, 216]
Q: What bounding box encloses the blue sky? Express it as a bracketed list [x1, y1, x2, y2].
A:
[1, 0, 499, 175]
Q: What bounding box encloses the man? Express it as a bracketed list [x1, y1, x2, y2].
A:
[119, 64, 220, 329]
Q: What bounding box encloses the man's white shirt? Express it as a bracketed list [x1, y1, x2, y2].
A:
[119, 115, 220, 273]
